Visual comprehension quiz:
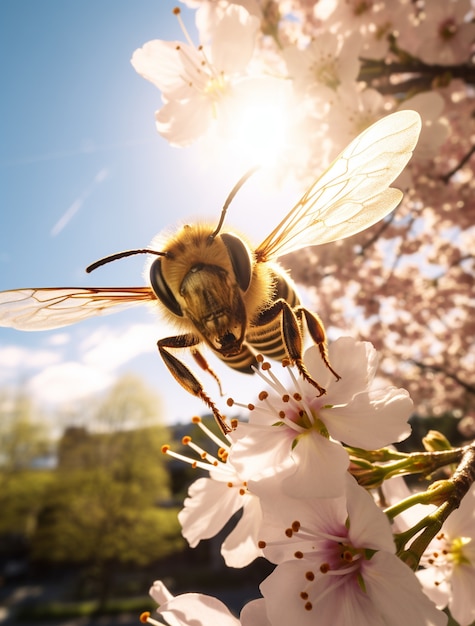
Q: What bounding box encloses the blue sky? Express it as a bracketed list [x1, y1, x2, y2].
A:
[0, 0, 298, 429]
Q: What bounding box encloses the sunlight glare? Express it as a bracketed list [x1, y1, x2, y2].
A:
[224, 77, 294, 169]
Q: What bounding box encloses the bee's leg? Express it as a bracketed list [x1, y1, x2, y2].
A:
[191, 348, 224, 396]
[294, 307, 341, 381]
[157, 335, 231, 434]
[254, 300, 326, 396]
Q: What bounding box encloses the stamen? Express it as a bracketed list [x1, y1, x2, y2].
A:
[192, 415, 233, 447]
[183, 437, 222, 464]
[140, 611, 161, 625]
[173, 6, 197, 49]
[162, 444, 231, 473]
[227, 397, 256, 411]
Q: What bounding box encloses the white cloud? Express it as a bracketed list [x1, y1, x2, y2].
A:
[80, 323, 159, 371]
[45, 332, 71, 347]
[0, 345, 61, 378]
[28, 361, 113, 405]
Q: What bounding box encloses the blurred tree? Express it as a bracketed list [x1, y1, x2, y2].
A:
[0, 389, 53, 543]
[31, 375, 184, 609]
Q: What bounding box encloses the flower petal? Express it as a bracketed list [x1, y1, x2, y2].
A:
[131, 40, 201, 95]
[210, 5, 259, 74]
[283, 432, 349, 498]
[325, 386, 412, 448]
[178, 477, 244, 546]
[156, 587, 241, 626]
[221, 497, 263, 567]
[364, 552, 447, 626]
[346, 476, 395, 552]
[155, 98, 212, 146]
[240, 598, 271, 626]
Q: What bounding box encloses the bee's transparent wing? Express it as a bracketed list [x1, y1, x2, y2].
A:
[0, 287, 156, 331]
[256, 110, 421, 261]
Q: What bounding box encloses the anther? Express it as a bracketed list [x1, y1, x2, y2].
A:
[161, 445, 170, 454]
[320, 562, 330, 573]
[294, 551, 304, 559]
[291, 521, 301, 532]
[305, 571, 315, 581]
[182, 436, 192, 445]
[258, 540, 266, 548]
[304, 601, 313, 611]
[259, 391, 269, 401]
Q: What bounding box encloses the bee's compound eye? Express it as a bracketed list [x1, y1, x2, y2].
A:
[221, 233, 252, 292]
[150, 258, 183, 317]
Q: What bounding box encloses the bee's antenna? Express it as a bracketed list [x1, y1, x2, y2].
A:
[209, 166, 260, 240]
[86, 249, 166, 274]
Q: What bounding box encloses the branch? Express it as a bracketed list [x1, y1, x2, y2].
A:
[410, 359, 475, 395]
[441, 144, 475, 183]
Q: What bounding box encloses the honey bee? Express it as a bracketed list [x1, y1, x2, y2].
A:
[0, 110, 421, 434]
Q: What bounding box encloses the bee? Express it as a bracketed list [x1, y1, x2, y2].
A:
[0, 110, 421, 434]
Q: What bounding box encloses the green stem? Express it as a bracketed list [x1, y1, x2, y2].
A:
[394, 443, 475, 569]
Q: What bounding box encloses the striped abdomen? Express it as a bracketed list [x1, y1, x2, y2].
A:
[218, 267, 300, 373]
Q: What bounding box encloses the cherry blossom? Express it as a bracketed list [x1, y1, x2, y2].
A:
[229, 337, 412, 498]
[164, 417, 263, 567]
[416, 484, 475, 626]
[131, 5, 260, 146]
[255, 476, 447, 626]
[128, 4, 475, 624]
[140, 580, 241, 626]
[406, 0, 475, 66]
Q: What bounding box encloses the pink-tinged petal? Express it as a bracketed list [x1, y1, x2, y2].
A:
[324, 387, 412, 448]
[229, 423, 295, 480]
[155, 98, 212, 146]
[449, 564, 475, 626]
[131, 40, 201, 95]
[416, 567, 451, 609]
[150, 580, 174, 605]
[309, 338, 379, 405]
[363, 552, 447, 626]
[211, 5, 259, 74]
[260, 560, 382, 626]
[283, 433, 349, 498]
[240, 598, 271, 626]
[221, 497, 263, 567]
[158, 591, 241, 626]
[254, 479, 347, 563]
[345, 476, 395, 552]
[178, 477, 243, 546]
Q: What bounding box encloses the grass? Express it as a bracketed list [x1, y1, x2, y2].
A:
[14, 595, 156, 621]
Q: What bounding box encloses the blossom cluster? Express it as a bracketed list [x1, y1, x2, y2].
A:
[141, 339, 475, 626]
[130, 2, 475, 625]
[132, 0, 475, 422]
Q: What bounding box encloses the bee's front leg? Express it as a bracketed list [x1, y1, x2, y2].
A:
[158, 335, 231, 434]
